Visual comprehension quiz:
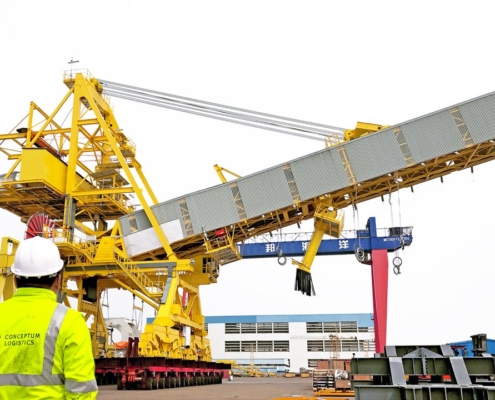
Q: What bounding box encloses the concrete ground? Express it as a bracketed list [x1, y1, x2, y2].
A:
[96, 377, 317, 399]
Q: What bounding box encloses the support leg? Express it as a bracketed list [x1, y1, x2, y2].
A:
[370, 249, 388, 354]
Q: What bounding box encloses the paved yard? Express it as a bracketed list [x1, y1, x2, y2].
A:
[97, 376, 317, 399]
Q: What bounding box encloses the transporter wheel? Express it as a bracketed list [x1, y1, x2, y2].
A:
[171, 377, 177, 388]
[145, 379, 152, 390]
[117, 379, 123, 390]
[152, 378, 159, 390]
[165, 377, 171, 389]
[158, 378, 165, 389]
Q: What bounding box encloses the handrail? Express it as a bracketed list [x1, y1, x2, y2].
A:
[113, 251, 164, 297]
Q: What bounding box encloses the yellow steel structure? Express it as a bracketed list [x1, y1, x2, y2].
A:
[343, 121, 389, 142]
[2, 71, 495, 363]
[292, 201, 344, 295]
[0, 238, 18, 302]
[0, 71, 209, 360]
[213, 164, 242, 183]
[292, 202, 344, 274]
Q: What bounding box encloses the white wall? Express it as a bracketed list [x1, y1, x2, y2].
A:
[207, 321, 375, 372]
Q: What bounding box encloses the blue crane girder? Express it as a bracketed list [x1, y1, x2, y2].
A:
[238, 217, 412, 259]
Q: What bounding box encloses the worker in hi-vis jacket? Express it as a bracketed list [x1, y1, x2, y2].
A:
[0, 236, 98, 399]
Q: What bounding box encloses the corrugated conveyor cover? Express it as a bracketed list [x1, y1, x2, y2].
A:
[120, 91, 495, 257]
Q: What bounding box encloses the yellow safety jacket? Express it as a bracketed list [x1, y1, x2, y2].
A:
[0, 287, 98, 399]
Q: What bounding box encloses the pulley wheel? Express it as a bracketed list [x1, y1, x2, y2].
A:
[25, 212, 55, 239]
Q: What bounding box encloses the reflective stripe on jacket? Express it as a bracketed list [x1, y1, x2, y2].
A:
[0, 287, 98, 399]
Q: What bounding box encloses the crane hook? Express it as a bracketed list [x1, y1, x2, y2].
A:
[393, 256, 402, 275]
[277, 255, 287, 266]
[355, 247, 366, 262]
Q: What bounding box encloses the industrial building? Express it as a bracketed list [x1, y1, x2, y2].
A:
[449, 334, 495, 357]
[205, 313, 375, 373]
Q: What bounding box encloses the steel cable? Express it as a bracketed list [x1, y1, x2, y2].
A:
[99, 79, 345, 132]
[99, 79, 345, 142]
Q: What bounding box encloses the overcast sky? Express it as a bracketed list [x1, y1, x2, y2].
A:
[1, 1, 494, 346]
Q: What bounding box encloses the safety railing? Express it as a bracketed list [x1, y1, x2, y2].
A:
[324, 133, 345, 148]
[63, 69, 113, 108]
[113, 251, 164, 297]
[204, 230, 242, 266]
[75, 240, 97, 261]
[63, 68, 93, 82]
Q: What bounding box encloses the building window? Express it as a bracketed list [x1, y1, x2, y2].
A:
[323, 322, 339, 333]
[273, 322, 289, 333]
[128, 215, 139, 232]
[257, 323, 273, 334]
[307, 321, 359, 334]
[340, 321, 358, 333]
[359, 340, 375, 352]
[274, 341, 290, 352]
[225, 323, 240, 334]
[307, 340, 324, 352]
[340, 338, 359, 352]
[241, 323, 256, 334]
[308, 359, 321, 368]
[226, 340, 292, 353]
[241, 341, 256, 352]
[224, 322, 289, 334]
[306, 338, 362, 353]
[257, 341, 273, 352]
[225, 341, 240, 352]
[306, 322, 323, 333]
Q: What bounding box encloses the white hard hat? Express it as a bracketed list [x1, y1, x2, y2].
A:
[11, 236, 64, 277]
